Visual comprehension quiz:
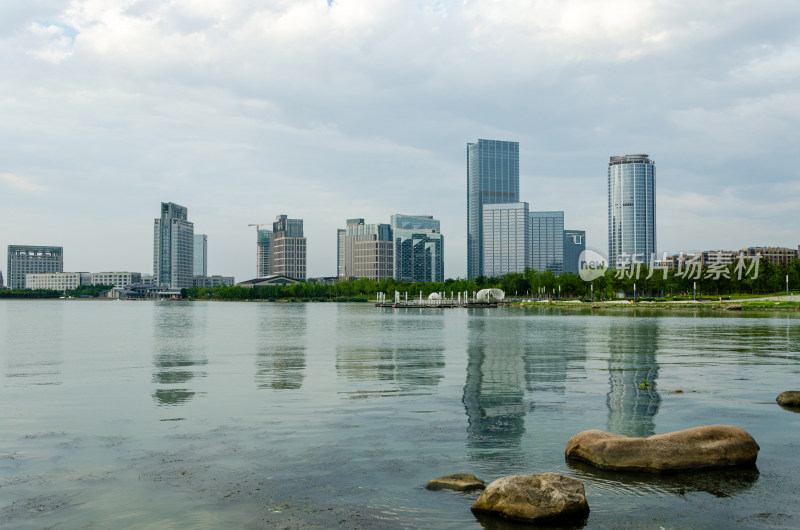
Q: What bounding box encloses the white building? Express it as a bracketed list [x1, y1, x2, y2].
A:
[90, 272, 143, 288]
[26, 272, 91, 290]
[482, 203, 530, 277]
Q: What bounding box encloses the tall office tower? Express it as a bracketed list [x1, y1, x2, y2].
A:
[608, 154, 656, 268]
[0, 270, 4, 288]
[336, 229, 346, 277]
[7, 245, 64, 289]
[270, 215, 307, 280]
[530, 211, 565, 274]
[482, 202, 530, 278]
[193, 234, 208, 277]
[338, 219, 393, 280]
[467, 139, 519, 279]
[391, 214, 444, 283]
[257, 228, 272, 277]
[153, 202, 194, 289]
[563, 230, 586, 275]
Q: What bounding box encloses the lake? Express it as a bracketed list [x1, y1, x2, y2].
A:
[1, 300, 798, 528]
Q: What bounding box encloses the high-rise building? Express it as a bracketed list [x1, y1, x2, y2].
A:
[338, 219, 393, 280]
[482, 202, 530, 278]
[193, 234, 207, 277]
[270, 215, 306, 280]
[336, 229, 346, 277]
[563, 230, 586, 275]
[467, 139, 520, 279]
[257, 228, 272, 277]
[7, 245, 63, 289]
[153, 202, 194, 289]
[608, 154, 656, 268]
[530, 211, 564, 274]
[0, 270, 4, 288]
[391, 214, 444, 283]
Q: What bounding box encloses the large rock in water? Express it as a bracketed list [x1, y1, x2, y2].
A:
[565, 425, 759, 472]
[470, 473, 589, 522]
[425, 473, 485, 492]
[777, 391, 800, 408]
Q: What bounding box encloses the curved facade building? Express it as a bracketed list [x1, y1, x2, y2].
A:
[608, 154, 656, 268]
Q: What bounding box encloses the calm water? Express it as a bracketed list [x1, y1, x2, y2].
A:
[1, 300, 799, 529]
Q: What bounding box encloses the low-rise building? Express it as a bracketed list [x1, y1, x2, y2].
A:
[90, 272, 143, 288]
[740, 247, 798, 267]
[193, 275, 235, 287]
[26, 272, 91, 290]
[237, 275, 300, 288]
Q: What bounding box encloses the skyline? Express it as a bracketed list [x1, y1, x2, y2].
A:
[1, 1, 799, 282]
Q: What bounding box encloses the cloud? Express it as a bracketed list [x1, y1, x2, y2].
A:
[0, 173, 48, 193]
[0, 0, 799, 279]
[26, 21, 75, 62]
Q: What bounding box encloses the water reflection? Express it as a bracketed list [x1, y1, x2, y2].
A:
[336, 307, 445, 398]
[567, 458, 759, 498]
[605, 319, 661, 437]
[463, 315, 530, 458]
[152, 303, 207, 407]
[254, 304, 307, 390]
[2, 302, 63, 386]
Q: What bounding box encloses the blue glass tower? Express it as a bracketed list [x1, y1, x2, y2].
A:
[467, 139, 519, 279]
[608, 154, 656, 268]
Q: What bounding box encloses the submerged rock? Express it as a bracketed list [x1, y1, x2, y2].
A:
[470, 473, 589, 523]
[777, 391, 800, 408]
[565, 425, 759, 472]
[425, 473, 485, 492]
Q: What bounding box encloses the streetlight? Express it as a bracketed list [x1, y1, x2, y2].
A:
[693, 281, 696, 301]
[633, 282, 636, 304]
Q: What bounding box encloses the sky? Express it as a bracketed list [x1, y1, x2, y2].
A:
[1, 0, 799, 281]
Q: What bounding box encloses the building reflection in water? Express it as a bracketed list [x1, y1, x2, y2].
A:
[3, 302, 64, 386]
[255, 303, 307, 390]
[605, 319, 661, 437]
[463, 315, 531, 460]
[152, 303, 207, 407]
[336, 307, 445, 398]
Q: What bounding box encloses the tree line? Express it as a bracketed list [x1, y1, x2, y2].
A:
[181, 258, 800, 301]
[0, 284, 114, 299]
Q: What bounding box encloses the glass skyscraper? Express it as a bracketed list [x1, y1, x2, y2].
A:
[193, 234, 207, 277]
[153, 202, 194, 289]
[467, 139, 519, 279]
[530, 211, 564, 274]
[608, 154, 656, 268]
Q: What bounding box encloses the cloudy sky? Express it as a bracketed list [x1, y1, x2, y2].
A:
[2, 0, 799, 281]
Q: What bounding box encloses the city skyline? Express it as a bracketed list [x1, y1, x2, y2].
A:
[1, 2, 798, 282]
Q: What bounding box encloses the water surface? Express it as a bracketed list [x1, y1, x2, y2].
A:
[1, 301, 798, 528]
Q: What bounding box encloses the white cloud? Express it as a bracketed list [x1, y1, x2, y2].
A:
[0, 0, 799, 279]
[0, 173, 48, 193]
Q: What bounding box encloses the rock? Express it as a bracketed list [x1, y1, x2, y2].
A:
[591, 304, 600, 309]
[565, 425, 759, 472]
[777, 391, 800, 408]
[724, 304, 743, 310]
[425, 473, 485, 492]
[470, 473, 589, 523]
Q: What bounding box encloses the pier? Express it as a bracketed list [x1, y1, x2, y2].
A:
[374, 289, 504, 308]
